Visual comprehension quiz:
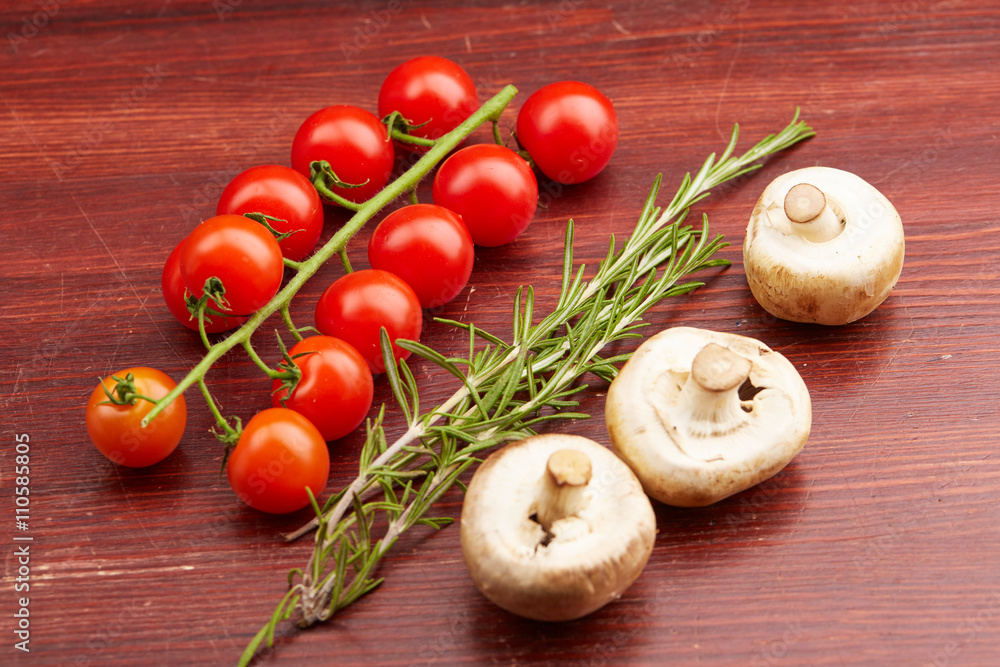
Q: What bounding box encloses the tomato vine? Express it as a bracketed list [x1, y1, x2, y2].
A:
[140, 84, 520, 432]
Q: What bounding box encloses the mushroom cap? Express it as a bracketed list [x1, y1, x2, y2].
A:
[460, 433, 656, 622]
[743, 166, 904, 325]
[606, 327, 811, 507]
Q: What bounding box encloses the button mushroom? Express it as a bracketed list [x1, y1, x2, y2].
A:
[460, 433, 656, 621]
[605, 327, 810, 507]
[743, 166, 904, 325]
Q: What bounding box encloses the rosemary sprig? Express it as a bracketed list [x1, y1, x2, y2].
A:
[240, 111, 814, 665]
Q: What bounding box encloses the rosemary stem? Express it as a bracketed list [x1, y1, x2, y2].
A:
[287, 345, 522, 542]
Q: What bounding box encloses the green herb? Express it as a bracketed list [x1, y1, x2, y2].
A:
[240, 111, 814, 665]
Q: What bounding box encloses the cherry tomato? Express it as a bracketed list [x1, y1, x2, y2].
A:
[179, 214, 284, 316]
[272, 336, 374, 442]
[378, 56, 479, 151]
[431, 144, 538, 247]
[367, 204, 474, 309]
[216, 165, 324, 262]
[314, 269, 422, 374]
[515, 81, 618, 184]
[226, 407, 330, 514]
[161, 240, 247, 333]
[291, 105, 395, 205]
[85, 367, 187, 468]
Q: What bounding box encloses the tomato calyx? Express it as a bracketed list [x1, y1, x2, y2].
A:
[241, 212, 299, 244]
[187, 277, 239, 349]
[506, 130, 537, 169]
[195, 377, 245, 474]
[200, 275, 231, 312]
[213, 414, 243, 476]
[382, 110, 437, 148]
[242, 213, 307, 268]
[309, 160, 369, 210]
[98, 372, 157, 407]
[184, 291, 233, 322]
[184, 289, 240, 349]
[270, 334, 313, 407]
[490, 121, 536, 167]
[515, 147, 536, 171]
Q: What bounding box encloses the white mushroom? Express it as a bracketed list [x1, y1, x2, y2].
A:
[605, 327, 810, 507]
[460, 433, 656, 621]
[743, 166, 904, 325]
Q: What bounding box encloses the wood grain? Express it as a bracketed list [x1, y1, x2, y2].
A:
[3, 0, 1000, 665]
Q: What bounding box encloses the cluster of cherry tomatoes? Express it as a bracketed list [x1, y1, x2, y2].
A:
[85, 56, 619, 515]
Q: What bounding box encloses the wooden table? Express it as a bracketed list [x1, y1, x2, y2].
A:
[3, 1, 999, 665]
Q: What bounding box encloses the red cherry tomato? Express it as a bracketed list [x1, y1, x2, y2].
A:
[226, 407, 330, 514]
[161, 240, 247, 333]
[515, 81, 618, 185]
[85, 367, 187, 468]
[291, 105, 395, 205]
[378, 56, 479, 151]
[314, 269, 422, 374]
[216, 165, 324, 262]
[179, 214, 284, 316]
[272, 336, 374, 442]
[367, 204, 474, 309]
[431, 144, 538, 247]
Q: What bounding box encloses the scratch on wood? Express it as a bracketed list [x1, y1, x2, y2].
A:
[849, 298, 916, 441]
[714, 28, 744, 140]
[463, 285, 476, 313]
[73, 194, 182, 360]
[611, 20, 632, 36]
[33, 565, 196, 580]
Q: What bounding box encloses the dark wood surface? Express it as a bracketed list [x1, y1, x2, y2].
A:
[3, 1, 999, 665]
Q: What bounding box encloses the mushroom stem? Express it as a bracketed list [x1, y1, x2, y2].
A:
[535, 449, 592, 532]
[783, 182, 843, 243]
[679, 343, 752, 438]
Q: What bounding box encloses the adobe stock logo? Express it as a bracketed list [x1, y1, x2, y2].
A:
[49, 64, 167, 181]
[7, 0, 70, 55]
[340, 0, 406, 61]
[670, 0, 751, 70]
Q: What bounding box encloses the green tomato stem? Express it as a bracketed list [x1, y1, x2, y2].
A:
[279, 305, 304, 342]
[338, 248, 354, 274]
[311, 177, 363, 211]
[141, 84, 520, 428]
[196, 299, 212, 351]
[241, 339, 287, 380]
[197, 378, 241, 452]
[99, 373, 158, 406]
[388, 128, 436, 147]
